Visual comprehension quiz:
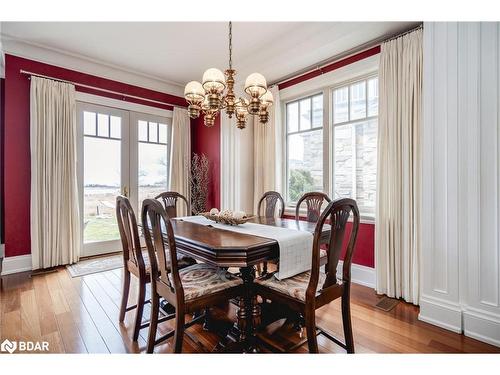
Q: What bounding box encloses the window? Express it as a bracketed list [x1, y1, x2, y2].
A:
[286, 94, 324, 202]
[283, 75, 378, 219]
[333, 77, 378, 217]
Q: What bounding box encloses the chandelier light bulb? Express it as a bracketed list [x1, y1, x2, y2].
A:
[244, 73, 267, 98]
[202, 68, 226, 93]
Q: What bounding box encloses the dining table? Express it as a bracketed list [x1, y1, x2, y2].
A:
[155, 215, 331, 352]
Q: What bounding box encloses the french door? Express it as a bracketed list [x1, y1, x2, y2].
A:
[77, 102, 171, 257]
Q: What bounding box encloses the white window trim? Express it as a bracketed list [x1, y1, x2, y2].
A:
[281, 66, 379, 224]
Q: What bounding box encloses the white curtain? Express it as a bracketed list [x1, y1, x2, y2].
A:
[30, 76, 81, 270]
[169, 107, 191, 216]
[220, 114, 254, 214]
[253, 85, 283, 213]
[375, 28, 423, 305]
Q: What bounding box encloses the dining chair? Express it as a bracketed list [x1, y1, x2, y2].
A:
[256, 191, 285, 276]
[155, 191, 190, 217]
[296, 192, 332, 266]
[141, 198, 244, 353]
[255, 198, 360, 353]
[115, 195, 196, 341]
[295, 192, 332, 223]
[257, 191, 285, 219]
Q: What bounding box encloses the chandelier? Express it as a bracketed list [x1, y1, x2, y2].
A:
[183, 22, 273, 129]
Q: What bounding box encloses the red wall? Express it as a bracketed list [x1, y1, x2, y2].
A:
[191, 115, 220, 210]
[3, 54, 186, 257]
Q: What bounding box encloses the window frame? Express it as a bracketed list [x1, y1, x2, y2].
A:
[282, 72, 378, 222]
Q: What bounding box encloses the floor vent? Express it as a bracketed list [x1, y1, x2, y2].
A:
[375, 296, 400, 312]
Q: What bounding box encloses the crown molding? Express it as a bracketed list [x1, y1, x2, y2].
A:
[0, 33, 184, 96]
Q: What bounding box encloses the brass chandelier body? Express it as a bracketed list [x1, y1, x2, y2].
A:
[184, 22, 273, 129]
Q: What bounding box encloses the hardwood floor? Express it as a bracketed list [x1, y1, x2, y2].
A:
[1, 267, 499, 354]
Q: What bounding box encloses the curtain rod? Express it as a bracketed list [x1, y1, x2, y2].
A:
[270, 23, 423, 87]
[19, 69, 184, 109]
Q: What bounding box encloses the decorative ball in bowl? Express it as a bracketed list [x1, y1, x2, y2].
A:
[200, 208, 252, 225]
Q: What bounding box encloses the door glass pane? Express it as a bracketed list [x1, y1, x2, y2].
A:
[83, 137, 121, 243]
[97, 114, 109, 137]
[138, 142, 168, 206]
[312, 95, 323, 128]
[368, 78, 379, 117]
[350, 81, 366, 120]
[287, 102, 299, 133]
[299, 98, 311, 130]
[333, 87, 348, 124]
[287, 129, 323, 202]
[138, 120, 148, 142]
[148, 122, 158, 143]
[110, 116, 121, 139]
[158, 123, 168, 144]
[84, 111, 96, 136]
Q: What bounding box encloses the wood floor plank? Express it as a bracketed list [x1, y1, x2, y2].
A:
[67, 272, 130, 353]
[55, 270, 110, 353]
[2, 267, 499, 354]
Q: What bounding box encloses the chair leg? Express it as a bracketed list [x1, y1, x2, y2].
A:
[173, 310, 185, 353]
[147, 291, 160, 353]
[132, 279, 146, 341]
[341, 288, 355, 353]
[119, 270, 131, 322]
[305, 310, 319, 353]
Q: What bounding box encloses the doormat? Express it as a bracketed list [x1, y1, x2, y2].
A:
[66, 254, 123, 277]
[375, 296, 400, 312]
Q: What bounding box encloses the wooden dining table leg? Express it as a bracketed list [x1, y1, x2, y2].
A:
[237, 265, 260, 352]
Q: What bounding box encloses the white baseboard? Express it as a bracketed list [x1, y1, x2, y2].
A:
[0, 254, 32, 276]
[418, 294, 463, 333]
[463, 308, 500, 347]
[337, 261, 375, 289]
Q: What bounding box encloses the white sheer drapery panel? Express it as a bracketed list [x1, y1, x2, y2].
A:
[169, 107, 191, 216]
[375, 28, 422, 305]
[30, 76, 81, 269]
[253, 85, 283, 214]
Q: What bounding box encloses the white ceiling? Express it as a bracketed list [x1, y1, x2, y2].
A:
[1, 22, 419, 88]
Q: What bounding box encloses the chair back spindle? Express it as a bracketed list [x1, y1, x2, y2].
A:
[155, 191, 190, 217]
[257, 191, 285, 218]
[295, 192, 332, 223]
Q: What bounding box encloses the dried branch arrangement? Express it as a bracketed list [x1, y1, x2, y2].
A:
[189, 153, 210, 215]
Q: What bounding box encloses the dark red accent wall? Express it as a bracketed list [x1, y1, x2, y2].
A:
[191, 115, 220, 210]
[3, 54, 186, 257]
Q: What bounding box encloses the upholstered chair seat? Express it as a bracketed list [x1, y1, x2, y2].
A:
[174, 263, 243, 300]
[255, 271, 328, 302]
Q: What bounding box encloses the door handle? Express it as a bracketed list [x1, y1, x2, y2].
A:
[123, 186, 129, 197]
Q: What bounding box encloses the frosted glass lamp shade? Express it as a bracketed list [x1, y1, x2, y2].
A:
[260, 90, 274, 107]
[202, 68, 226, 92]
[244, 73, 267, 97]
[184, 81, 205, 102]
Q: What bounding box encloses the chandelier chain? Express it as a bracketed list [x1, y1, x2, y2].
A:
[228, 21, 232, 70]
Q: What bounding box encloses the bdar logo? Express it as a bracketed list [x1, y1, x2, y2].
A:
[1, 339, 17, 354]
